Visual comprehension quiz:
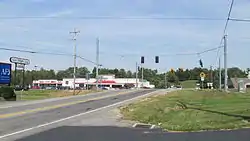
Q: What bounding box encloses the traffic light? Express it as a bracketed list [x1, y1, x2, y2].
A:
[155, 56, 159, 63]
[141, 56, 144, 64]
[199, 59, 203, 68]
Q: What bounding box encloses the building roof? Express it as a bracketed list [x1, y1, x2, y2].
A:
[230, 78, 250, 89]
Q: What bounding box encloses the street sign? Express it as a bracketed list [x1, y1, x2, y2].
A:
[200, 72, 206, 78]
[17, 64, 25, 69]
[0, 63, 11, 84]
[201, 77, 205, 81]
[10, 57, 30, 65]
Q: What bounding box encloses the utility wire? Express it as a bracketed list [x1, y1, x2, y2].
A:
[100, 46, 222, 58]
[0, 16, 225, 21]
[198, 46, 223, 55]
[0, 47, 98, 66]
[229, 18, 250, 22]
[223, 0, 235, 36]
[212, 0, 235, 68]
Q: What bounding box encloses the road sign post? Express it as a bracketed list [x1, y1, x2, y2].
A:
[201, 77, 204, 89]
[86, 73, 90, 90]
[10, 57, 30, 90]
[200, 72, 206, 89]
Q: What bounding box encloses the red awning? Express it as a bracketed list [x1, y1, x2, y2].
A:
[94, 80, 116, 83]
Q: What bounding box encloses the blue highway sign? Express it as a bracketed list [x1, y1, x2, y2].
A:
[0, 63, 11, 84]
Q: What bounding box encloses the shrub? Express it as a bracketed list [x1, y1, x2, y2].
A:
[0, 86, 16, 100]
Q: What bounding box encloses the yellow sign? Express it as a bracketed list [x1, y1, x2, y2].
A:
[200, 72, 206, 78]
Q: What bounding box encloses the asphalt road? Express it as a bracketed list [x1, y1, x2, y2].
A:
[0, 89, 249, 141]
[0, 89, 156, 140]
[0, 89, 134, 109]
[15, 126, 250, 141]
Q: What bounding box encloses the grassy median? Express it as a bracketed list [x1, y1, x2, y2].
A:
[15, 89, 100, 100]
[120, 90, 250, 131]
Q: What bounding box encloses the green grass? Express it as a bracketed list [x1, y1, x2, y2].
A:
[181, 80, 197, 88]
[15, 90, 53, 100]
[15, 89, 99, 100]
[120, 90, 250, 131]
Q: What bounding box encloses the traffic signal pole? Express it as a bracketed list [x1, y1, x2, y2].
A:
[136, 62, 138, 89]
[140, 56, 144, 88]
[96, 38, 100, 90]
[141, 64, 144, 88]
[164, 72, 167, 89]
[224, 35, 228, 91]
[219, 56, 222, 90]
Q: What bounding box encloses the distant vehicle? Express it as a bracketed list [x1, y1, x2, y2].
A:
[98, 86, 109, 90]
[124, 83, 135, 89]
[14, 85, 29, 91]
[45, 87, 56, 90]
[176, 85, 182, 89]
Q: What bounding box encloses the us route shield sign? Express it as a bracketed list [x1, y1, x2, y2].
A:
[0, 62, 11, 84]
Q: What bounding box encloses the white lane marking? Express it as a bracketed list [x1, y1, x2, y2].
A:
[0, 90, 160, 139]
[0, 105, 14, 109]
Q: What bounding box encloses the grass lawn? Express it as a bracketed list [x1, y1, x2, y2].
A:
[15, 89, 100, 100]
[181, 80, 197, 88]
[120, 90, 250, 131]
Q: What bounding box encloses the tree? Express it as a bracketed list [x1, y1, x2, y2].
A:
[9, 66, 250, 89]
[126, 70, 133, 78]
[228, 67, 246, 78]
[117, 69, 126, 78]
[76, 67, 89, 78]
[167, 72, 179, 84]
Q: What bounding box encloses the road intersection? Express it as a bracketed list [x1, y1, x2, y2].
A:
[0, 89, 249, 141]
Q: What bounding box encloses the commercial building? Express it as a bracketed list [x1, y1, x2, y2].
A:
[32, 74, 155, 89]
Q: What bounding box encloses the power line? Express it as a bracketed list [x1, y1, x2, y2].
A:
[0, 47, 98, 66]
[77, 55, 100, 66]
[223, 0, 235, 35]
[100, 45, 222, 58]
[0, 16, 225, 21]
[229, 18, 250, 22]
[212, 0, 235, 68]
[198, 46, 223, 55]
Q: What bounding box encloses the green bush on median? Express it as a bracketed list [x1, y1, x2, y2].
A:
[0, 86, 16, 101]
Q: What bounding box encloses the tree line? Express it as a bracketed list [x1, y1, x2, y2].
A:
[12, 67, 248, 88]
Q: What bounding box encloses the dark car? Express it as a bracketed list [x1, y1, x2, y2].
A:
[14, 85, 29, 91]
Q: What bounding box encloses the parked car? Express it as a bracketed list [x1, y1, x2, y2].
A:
[14, 85, 29, 91]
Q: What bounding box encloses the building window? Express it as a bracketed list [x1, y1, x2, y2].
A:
[66, 81, 69, 85]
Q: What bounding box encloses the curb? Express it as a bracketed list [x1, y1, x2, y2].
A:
[132, 123, 161, 129]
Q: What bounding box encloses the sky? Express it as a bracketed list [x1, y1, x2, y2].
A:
[0, 0, 250, 72]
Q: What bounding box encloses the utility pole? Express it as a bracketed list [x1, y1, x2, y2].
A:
[141, 64, 144, 88]
[164, 72, 167, 89]
[70, 28, 80, 95]
[96, 38, 100, 90]
[224, 35, 228, 92]
[219, 56, 222, 90]
[136, 62, 138, 89]
[210, 66, 213, 83]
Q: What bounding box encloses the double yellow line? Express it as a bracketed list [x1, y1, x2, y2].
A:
[0, 90, 138, 119]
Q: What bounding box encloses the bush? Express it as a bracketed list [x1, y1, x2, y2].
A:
[0, 86, 16, 100]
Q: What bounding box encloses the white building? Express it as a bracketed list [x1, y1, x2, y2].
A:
[32, 74, 155, 89]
